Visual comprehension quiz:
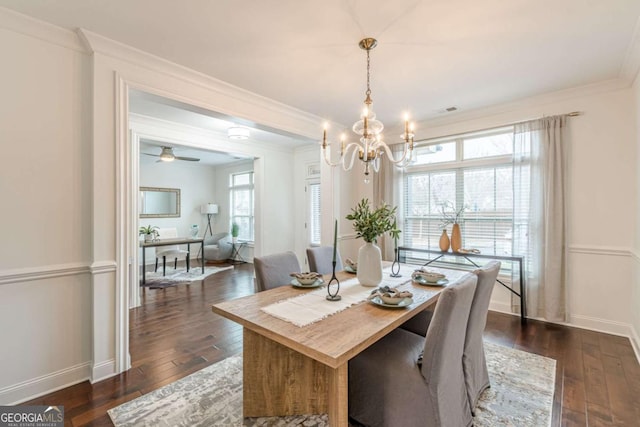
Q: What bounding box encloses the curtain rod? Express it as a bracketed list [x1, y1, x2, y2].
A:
[415, 111, 581, 144]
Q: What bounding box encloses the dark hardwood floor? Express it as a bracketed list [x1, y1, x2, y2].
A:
[23, 262, 640, 426]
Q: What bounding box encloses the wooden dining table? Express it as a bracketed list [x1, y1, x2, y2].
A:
[211, 266, 467, 427]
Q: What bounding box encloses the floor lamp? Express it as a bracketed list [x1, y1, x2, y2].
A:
[201, 203, 219, 237]
[198, 203, 218, 261]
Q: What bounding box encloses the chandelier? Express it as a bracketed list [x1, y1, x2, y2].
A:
[321, 38, 415, 183]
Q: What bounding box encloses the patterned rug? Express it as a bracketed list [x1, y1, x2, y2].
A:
[108, 341, 555, 426]
[141, 266, 233, 289]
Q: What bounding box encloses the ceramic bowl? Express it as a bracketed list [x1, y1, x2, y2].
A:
[291, 272, 320, 285]
[412, 270, 446, 283]
[379, 294, 404, 305]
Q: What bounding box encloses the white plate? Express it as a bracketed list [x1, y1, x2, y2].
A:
[344, 265, 357, 274]
[368, 296, 413, 308]
[291, 278, 324, 288]
[412, 276, 449, 286]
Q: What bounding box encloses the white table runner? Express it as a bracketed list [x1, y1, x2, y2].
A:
[261, 266, 416, 327]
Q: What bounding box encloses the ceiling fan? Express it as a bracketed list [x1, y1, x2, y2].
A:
[143, 146, 200, 162]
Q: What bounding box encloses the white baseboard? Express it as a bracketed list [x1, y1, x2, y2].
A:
[489, 303, 640, 364]
[0, 362, 90, 405]
[91, 359, 116, 383]
[631, 326, 640, 364]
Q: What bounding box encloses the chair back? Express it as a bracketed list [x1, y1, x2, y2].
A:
[420, 273, 477, 426]
[254, 251, 301, 292]
[464, 260, 501, 410]
[156, 227, 180, 254]
[306, 246, 343, 275]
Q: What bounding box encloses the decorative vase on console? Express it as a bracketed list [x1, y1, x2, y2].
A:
[439, 229, 450, 252]
[450, 223, 462, 253]
[346, 198, 401, 287]
[439, 201, 465, 253]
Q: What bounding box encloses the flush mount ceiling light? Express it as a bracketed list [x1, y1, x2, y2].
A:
[321, 37, 415, 183]
[227, 127, 251, 140]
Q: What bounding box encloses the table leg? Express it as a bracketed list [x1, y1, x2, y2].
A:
[142, 247, 146, 285]
[327, 363, 349, 427]
[520, 258, 527, 325]
[242, 329, 333, 419]
[201, 240, 205, 273]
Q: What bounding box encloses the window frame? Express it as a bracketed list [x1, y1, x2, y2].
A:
[229, 170, 255, 243]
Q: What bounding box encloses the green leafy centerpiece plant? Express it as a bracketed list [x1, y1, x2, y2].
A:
[346, 198, 400, 286]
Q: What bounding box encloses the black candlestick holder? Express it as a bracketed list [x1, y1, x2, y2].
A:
[390, 247, 402, 277]
[326, 260, 342, 301]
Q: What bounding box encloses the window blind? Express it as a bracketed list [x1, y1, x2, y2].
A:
[402, 127, 528, 269]
[309, 182, 321, 245]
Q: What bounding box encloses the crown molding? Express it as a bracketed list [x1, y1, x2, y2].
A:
[620, 14, 640, 84]
[413, 78, 629, 134]
[0, 6, 85, 53]
[77, 29, 322, 140]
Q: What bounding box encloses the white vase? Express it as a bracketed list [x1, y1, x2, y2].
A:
[357, 241, 383, 287]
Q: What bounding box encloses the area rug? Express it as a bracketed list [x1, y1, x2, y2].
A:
[142, 266, 233, 289]
[108, 341, 555, 427]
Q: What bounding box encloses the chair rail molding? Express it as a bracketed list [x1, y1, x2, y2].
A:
[0, 263, 90, 286]
[568, 244, 633, 257]
[89, 260, 118, 275]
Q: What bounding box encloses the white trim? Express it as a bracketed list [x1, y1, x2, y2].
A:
[115, 75, 132, 374]
[568, 244, 632, 257]
[0, 263, 89, 285]
[129, 113, 295, 156]
[0, 361, 90, 405]
[0, 6, 86, 53]
[89, 261, 117, 274]
[77, 29, 323, 139]
[630, 326, 640, 365]
[415, 78, 628, 136]
[90, 359, 117, 383]
[489, 305, 639, 360]
[631, 249, 640, 264]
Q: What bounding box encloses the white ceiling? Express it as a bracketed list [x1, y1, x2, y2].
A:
[2, 0, 640, 132]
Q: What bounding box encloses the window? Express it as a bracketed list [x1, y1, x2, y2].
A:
[403, 127, 520, 260]
[308, 181, 321, 246]
[230, 171, 254, 242]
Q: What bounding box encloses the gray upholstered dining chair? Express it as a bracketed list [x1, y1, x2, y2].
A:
[398, 261, 502, 415]
[306, 246, 343, 275]
[348, 273, 477, 427]
[463, 260, 501, 413]
[254, 251, 301, 292]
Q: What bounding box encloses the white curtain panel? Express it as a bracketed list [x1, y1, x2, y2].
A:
[513, 115, 568, 322]
[374, 143, 405, 261]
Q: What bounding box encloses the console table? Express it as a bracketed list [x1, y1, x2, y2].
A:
[398, 246, 527, 324]
[139, 237, 204, 285]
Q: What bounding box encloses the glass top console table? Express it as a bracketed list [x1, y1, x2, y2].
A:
[398, 246, 527, 324]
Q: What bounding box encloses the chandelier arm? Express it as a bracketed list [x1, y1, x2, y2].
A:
[321, 144, 344, 167]
[372, 156, 381, 173]
[378, 141, 412, 165]
[342, 143, 361, 171]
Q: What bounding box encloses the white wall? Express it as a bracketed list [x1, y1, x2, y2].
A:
[405, 83, 637, 337]
[139, 157, 217, 262]
[0, 13, 94, 403]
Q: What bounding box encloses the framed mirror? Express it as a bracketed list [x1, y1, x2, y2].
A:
[139, 187, 181, 218]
